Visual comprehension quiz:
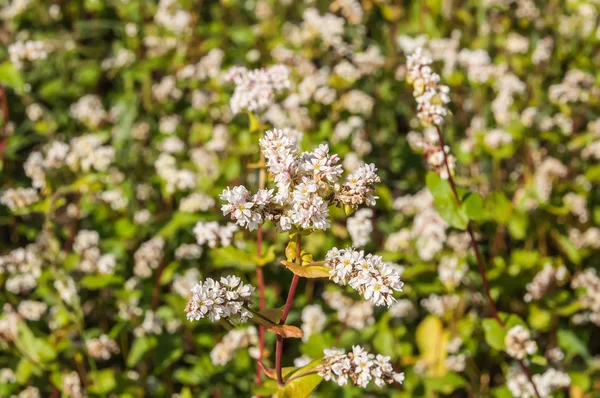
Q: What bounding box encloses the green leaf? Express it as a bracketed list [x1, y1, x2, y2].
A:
[555, 234, 581, 264]
[301, 334, 331, 359]
[463, 192, 484, 221]
[158, 212, 203, 238]
[80, 275, 124, 290]
[155, 335, 184, 373]
[88, 369, 116, 394]
[508, 211, 529, 240]
[482, 319, 506, 351]
[127, 336, 157, 367]
[486, 192, 512, 224]
[426, 172, 468, 230]
[557, 330, 590, 360]
[280, 260, 330, 279]
[0, 62, 24, 91]
[274, 373, 322, 398]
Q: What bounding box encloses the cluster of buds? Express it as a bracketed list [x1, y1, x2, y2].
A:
[317, 346, 405, 388]
[325, 248, 404, 307]
[406, 48, 450, 126]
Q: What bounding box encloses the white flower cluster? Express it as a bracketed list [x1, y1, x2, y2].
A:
[534, 157, 568, 202]
[69, 95, 107, 129]
[226, 65, 291, 114]
[323, 290, 374, 329]
[154, 0, 191, 35]
[193, 221, 238, 248]
[210, 327, 259, 366]
[17, 300, 47, 321]
[571, 268, 600, 326]
[508, 367, 570, 398]
[179, 193, 215, 213]
[326, 248, 403, 306]
[177, 49, 224, 81]
[301, 304, 327, 342]
[73, 230, 116, 274]
[175, 243, 203, 261]
[524, 263, 567, 302]
[221, 129, 379, 232]
[389, 298, 417, 321]
[317, 346, 405, 388]
[185, 276, 255, 322]
[484, 128, 513, 149]
[133, 237, 165, 278]
[347, 208, 373, 247]
[505, 325, 538, 360]
[154, 153, 197, 194]
[172, 268, 199, 298]
[23, 137, 114, 189]
[8, 40, 48, 69]
[421, 293, 459, 316]
[62, 371, 84, 398]
[0, 187, 39, 211]
[86, 334, 120, 360]
[101, 48, 135, 70]
[438, 256, 467, 289]
[406, 48, 450, 126]
[0, 243, 42, 294]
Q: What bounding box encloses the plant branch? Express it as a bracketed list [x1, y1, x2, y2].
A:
[435, 126, 541, 398]
[275, 234, 302, 386]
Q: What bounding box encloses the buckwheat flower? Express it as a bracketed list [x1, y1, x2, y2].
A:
[0, 187, 39, 211]
[54, 276, 77, 305]
[134, 310, 163, 337]
[524, 263, 567, 302]
[17, 300, 47, 321]
[505, 325, 538, 360]
[185, 276, 255, 323]
[86, 334, 120, 360]
[69, 95, 107, 129]
[317, 346, 404, 388]
[24, 151, 46, 189]
[484, 129, 513, 149]
[347, 208, 373, 247]
[159, 114, 181, 134]
[210, 327, 259, 366]
[438, 256, 467, 289]
[335, 163, 381, 207]
[226, 64, 290, 114]
[193, 221, 238, 248]
[8, 40, 48, 69]
[0, 368, 16, 383]
[62, 371, 84, 398]
[133, 237, 165, 278]
[179, 193, 215, 212]
[421, 294, 459, 316]
[16, 386, 40, 398]
[301, 304, 327, 342]
[43, 141, 69, 168]
[159, 136, 186, 154]
[571, 268, 600, 326]
[507, 367, 570, 398]
[326, 248, 403, 306]
[154, 0, 191, 34]
[406, 48, 451, 126]
[175, 243, 203, 260]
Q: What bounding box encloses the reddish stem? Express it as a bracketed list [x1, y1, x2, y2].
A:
[435, 126, 541, 398]
[255, 227, 266, 386]
[275, 235, 302, 386]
